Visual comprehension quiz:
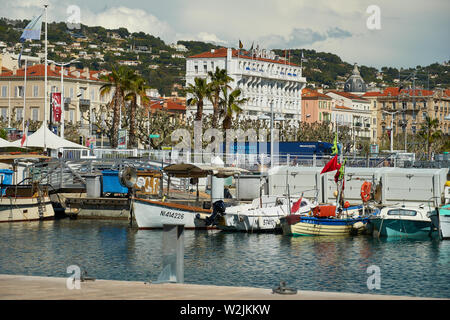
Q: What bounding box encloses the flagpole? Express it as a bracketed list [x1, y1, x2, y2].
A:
[22, 58, 27, 139]
[44, 4, 48, 150]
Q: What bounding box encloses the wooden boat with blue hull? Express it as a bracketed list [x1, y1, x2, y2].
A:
[280, 205, 374, 236]
[369, 206, 438, 239]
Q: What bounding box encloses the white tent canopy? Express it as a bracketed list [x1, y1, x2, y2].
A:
[11, 124, 87, 149]
[0, 137, 16, 148]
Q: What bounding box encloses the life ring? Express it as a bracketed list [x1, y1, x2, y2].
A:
[360, 181, 372, 202]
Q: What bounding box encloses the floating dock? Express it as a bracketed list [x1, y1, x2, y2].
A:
[0, 274, 443, 300]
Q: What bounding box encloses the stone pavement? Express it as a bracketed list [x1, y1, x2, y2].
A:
[0, 274, 443, 300]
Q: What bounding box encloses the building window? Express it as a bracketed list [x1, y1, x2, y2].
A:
[31, 108, 39, 121]
[16, 108, 23, 121]
[1, 108, 7, 120]
[194, 65, 198, 73]
[70, 87, 74, 99]
[412, 126, 416, 134]
[412, 113, 416, 120]
[69, 110, 74, 123]
[33, 85, 39, 97]
[422, 112, 427, 120]
[1, 86, 7, 97]
[16, 86, 24, 98]
[392, 102, 396, 109]
[90, 89, 95, 102]
[373, 118, 376, 125]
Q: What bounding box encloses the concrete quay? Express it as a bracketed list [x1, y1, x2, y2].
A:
[0, 274, 444, 300]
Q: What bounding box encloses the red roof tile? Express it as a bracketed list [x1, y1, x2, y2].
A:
[362, 91, 383, 97]
[189, 47, 298, 67]
[0, 64, 105, 82]
[381, 87, 433, 97]
[327, 90, 369, 101]
[301, 88, 332, 99]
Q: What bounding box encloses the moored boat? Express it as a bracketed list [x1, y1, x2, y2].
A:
[0, 154, 55, 223]
[369, 205, 438, 239]
[438, 204, 450, 239]
[280, 204, 372, 236]
[217, 195, 317, 232]
[0, 184, 54, 222]
[132, 163, 247, 230]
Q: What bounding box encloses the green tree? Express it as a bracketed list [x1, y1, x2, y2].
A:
[125, 75, 150, 148]
[419, 116, 442, 160]
[99, 65, 132, 148]
[220, 87, 248, 130]
[185, 77, 210, 122]
[207, 67, 233, 128]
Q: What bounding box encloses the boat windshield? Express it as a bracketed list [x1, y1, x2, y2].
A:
[387, 209, 417, 216]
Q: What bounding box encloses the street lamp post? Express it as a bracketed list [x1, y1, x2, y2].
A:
[147, 99, 164, 149]
[47, 59, 79, 139]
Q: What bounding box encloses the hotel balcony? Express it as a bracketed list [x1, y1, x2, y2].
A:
[240, 67, 306, 82]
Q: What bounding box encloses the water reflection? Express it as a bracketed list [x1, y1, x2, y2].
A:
[0, 220, 449, 298]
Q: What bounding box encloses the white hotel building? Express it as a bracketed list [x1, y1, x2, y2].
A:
[185, 47, 306, 121]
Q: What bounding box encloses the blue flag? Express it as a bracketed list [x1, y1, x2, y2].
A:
[20, 13, 43, 42]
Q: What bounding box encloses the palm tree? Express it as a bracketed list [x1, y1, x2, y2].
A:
[419, 116, 442, 160]
[185, 77, 210, 122]
[125, 75, 150, 148]
[99, 65, 131, 148]
[220, 87, 248, 130]
[207, 67, 232, 128]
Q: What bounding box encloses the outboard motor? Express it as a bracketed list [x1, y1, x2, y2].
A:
[205, 200, 226, 226]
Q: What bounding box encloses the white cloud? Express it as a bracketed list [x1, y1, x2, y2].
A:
[0, 0, 448, 68]
[82, 6, 174, 41]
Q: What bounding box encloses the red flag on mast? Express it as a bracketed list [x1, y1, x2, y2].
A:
[291, 197, 303, 214]
[320, 155, 339, 174]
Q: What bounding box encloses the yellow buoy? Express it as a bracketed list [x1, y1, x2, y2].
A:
[446, 181, 450, 187]
[333, 190, 338, 197]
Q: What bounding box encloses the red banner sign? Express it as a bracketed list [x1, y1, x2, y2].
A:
[51, 92, 62, 122]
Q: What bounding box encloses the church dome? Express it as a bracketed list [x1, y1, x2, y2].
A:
[344, 63, 367, 93]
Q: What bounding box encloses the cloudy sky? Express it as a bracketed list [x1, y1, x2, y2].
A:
[1, 0, 449, 69]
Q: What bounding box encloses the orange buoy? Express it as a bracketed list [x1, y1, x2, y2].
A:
[360, 181, 372, 202]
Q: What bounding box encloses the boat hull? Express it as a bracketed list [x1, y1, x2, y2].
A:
[132, 198, 214, 230]
[370, 217, 433, 238]
[217, 214, 282, 232]
[281, 216, 368, 236]
[0, 197, 54, 223]
[440, 207, 450, 239]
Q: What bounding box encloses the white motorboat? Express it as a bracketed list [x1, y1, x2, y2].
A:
[132, 163, 247, 230]
[217, 195, 317, 232]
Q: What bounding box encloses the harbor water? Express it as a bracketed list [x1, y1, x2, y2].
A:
[0, 219, 449, 298]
